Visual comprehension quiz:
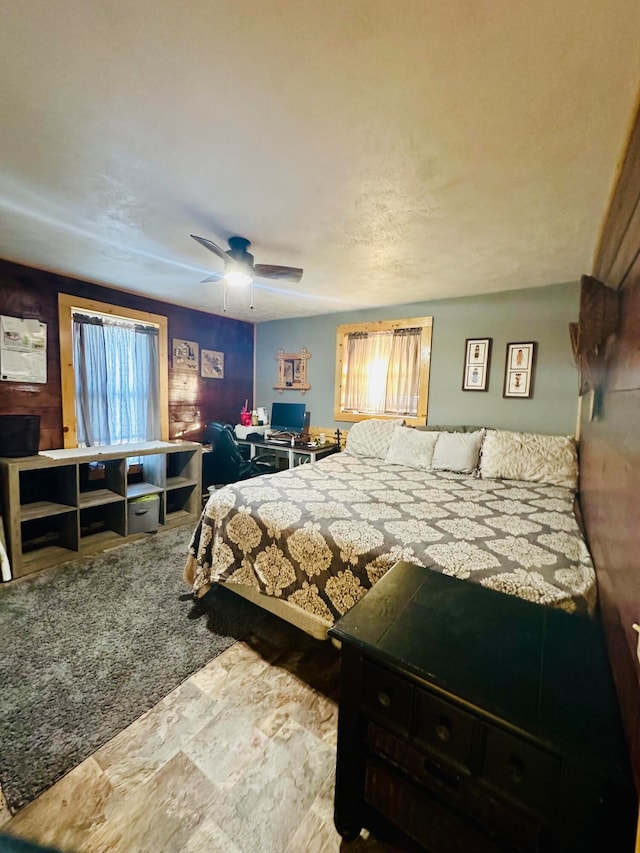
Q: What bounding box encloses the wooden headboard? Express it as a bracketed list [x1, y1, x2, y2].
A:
[579, 96, 640, 791]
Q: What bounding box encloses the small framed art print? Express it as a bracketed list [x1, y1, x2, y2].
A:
[462, 337, 492, 391]
[172, 339, 199, 373]
[503, 342, 536, 398]
[201, 349, 224, 379]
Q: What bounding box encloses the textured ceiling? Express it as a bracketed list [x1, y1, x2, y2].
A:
[1, 1, 639, 322]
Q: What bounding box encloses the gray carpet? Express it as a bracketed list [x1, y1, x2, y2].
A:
[0, 525, 263, 813]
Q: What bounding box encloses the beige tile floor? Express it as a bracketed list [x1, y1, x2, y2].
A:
[0, 614, 405, 853]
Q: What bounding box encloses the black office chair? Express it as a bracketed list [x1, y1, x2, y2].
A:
[202, 422, 277, 489]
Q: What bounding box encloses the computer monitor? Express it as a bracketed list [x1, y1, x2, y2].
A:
[270, 402, 307, 435]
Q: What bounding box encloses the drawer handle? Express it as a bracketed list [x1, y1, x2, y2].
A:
[435, 722, 451, 743]
[507, 756, 525, 785]
[422, 755, 461, 791]
[377, 691, 392, 709]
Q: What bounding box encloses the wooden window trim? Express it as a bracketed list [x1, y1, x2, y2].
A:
[58, 293, 169, 448]
[333, 316, 432, 426]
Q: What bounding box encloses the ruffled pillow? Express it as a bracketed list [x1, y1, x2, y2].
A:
[385, 426, 440, 468]
[345, 418, 404, 459]
[480, 429, 578, 489]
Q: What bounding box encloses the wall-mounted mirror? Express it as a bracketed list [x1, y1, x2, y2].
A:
[274, 347, 311, 394]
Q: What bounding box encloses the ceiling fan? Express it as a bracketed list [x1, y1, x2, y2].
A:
[191, 234, 303, 311]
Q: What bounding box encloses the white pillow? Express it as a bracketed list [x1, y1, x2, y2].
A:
[431, 430, 485, 474]
[385, 426, 440, 469]
[480, 429, 578, 489]
[345, 418, 404, 459]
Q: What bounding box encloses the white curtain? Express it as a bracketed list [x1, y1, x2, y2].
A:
[385, 329, 421, 415]
[342, 328, 420, 416]
[73, 313, 161, 446]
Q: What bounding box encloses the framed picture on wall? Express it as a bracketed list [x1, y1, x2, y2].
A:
[462, 337, 492, 391]
[201, 349, 224, 379]
[172, 339, 199, 373]
[503, 342, 537, 398]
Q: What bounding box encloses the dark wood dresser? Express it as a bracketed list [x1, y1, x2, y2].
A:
[328, 561, 636, 852]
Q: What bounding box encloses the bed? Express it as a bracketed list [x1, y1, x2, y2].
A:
[185, 420, 596, 639]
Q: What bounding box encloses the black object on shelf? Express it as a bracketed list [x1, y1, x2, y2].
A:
[0, 415, 40, 457]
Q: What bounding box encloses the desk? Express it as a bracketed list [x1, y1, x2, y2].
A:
[234, 424, 268, 440]
[237, 438, 338, 470]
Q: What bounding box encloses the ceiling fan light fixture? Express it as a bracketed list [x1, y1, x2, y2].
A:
[192, 232, 302, 312]
[224, 269, 253, 287]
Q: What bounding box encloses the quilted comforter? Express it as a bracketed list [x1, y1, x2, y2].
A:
[186, 452, 596, 629]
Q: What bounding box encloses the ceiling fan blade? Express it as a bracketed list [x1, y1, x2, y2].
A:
[254, 264, 303, 283]
[200, 272, 223, 283]
[191, 234, 229, 261]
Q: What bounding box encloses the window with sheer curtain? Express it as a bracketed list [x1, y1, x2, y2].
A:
[59, 294, 169, 450]
[334, 317, 433, 425]
[73, 312, 161, 447]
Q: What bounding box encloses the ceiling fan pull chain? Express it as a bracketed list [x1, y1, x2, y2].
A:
[250, 280, 254, 310]
[223, 279, 228, 312]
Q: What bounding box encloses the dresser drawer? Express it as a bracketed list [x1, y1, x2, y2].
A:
[365, 759, 505, 853]
[480, 727, 559, 819]
[367, 722, 546, 852]
[415, 686, 480, 774]
[362, 660, 414, 736]
[367, 721, 466, 797]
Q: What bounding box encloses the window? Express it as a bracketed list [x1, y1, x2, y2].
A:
[334, 316, 432, 426]
[59, 294, 169, 448]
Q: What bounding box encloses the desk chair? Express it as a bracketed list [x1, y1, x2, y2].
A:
[202, 422, 277, 491]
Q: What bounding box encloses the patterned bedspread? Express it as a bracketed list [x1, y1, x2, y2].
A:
[186, 452, 596, 629]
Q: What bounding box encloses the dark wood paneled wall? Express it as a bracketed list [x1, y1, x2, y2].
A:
[0, 259, 254, 449]
[580, 97, 640, 789]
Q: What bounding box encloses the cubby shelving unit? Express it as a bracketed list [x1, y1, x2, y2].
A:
[0, 441, 201, 580]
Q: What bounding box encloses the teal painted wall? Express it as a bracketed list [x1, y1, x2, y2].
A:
[255, 282, 580, 436]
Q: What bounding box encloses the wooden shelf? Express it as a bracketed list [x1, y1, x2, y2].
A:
[0, 441, 202, 580]
[21, 544, 77, 570]
[20, 501, 76, 522]
[166, 476, 198, 490]
[80, 529, 127, 552]
[78, 489, 124, 509]
[126, 482, 164, 499]
[164, 509, 195, 527]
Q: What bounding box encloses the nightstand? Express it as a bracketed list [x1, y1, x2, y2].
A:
[329, 561, 636, 852]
